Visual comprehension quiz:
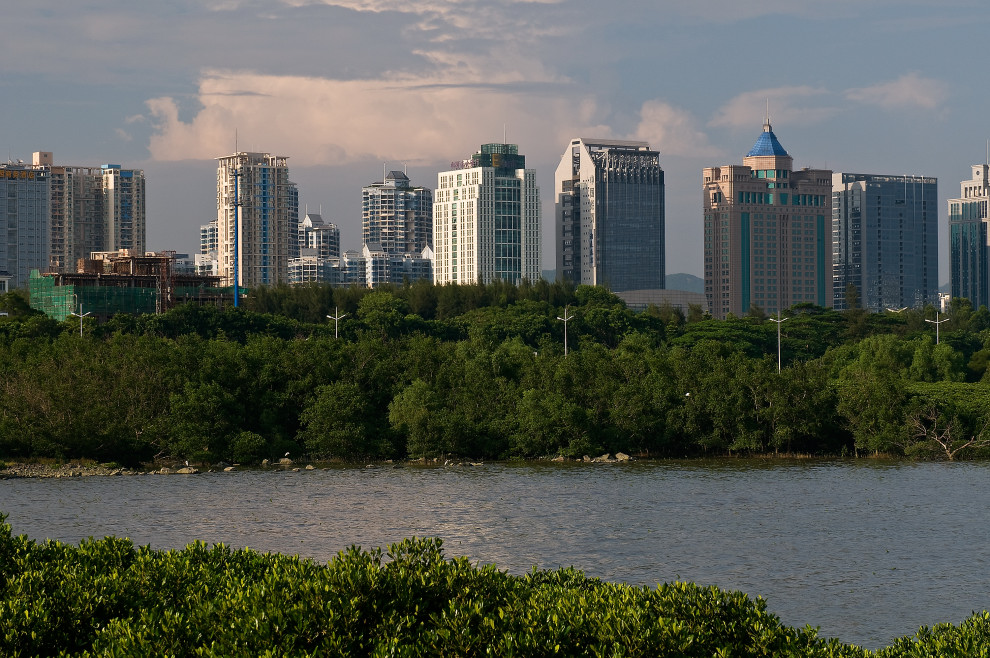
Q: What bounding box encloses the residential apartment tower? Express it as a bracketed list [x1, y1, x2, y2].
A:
[434, 143, 540, 285]
[216, 152, 298, 288]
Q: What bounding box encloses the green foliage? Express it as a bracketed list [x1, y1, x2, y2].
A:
[6, 280, 990, 464]
[0, 515, 879, 656]
[3, 512, 988, 657]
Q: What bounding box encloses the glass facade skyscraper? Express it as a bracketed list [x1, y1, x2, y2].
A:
[434, 143, 540, 285]
[555, 138, 664, 291]
[949, 164, 990, 309]
[832, 173, 937, 311]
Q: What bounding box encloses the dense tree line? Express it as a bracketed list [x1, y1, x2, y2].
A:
[2, 283, 990, 465]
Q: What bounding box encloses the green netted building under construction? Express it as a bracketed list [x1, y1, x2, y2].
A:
[29, 252, 234, 321]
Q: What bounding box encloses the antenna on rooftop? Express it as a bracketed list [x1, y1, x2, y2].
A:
[503, 123, 507, 144]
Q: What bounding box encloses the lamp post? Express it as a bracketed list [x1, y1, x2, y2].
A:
[327, 306, 347, 339]
[69, 303, 91, 338]
[556, 305, 574, 357]
[768, 312, 789, 373]
[925, 312, 949, 345]
[232, 164, 241, 308]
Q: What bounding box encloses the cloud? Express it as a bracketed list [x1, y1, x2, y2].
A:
[632, 101, 720, 158]
[147, 69, 586, 166]
[709, 86, 838, 130]
[844, 72, 947, 111]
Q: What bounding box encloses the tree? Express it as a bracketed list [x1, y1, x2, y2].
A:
[836, 369, 909, 455]
[357, 291, 410, 340]
[906, 403, 989, 460]
[298, 381, 387, 459]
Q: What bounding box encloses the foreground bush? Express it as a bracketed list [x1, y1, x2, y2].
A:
[0, 516, 987, 656]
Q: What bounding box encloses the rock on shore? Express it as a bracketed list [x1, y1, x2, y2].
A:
[0, 462, 139, 479]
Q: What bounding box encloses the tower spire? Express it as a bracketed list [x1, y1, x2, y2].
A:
[764, 98, 771, 131]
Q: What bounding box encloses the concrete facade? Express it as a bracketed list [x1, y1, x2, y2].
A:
[362, 171, 432, 255]
[0, 161, 50, 289]
[216, 152, 298, 287]
[703, 122, 832, 319]
[434, 143, 541, 285]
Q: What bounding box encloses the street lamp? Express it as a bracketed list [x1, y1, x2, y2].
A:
[69, 303, 91, 338]
[556, 305, 574, 357]
[925, 312, 949, 345]
[768, 312, 789, 373]
[327, 306, 347, 339]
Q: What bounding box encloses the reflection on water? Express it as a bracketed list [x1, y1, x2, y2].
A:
[2, 459, 989, 649]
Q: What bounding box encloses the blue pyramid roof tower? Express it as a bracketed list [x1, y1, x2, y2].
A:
[746, 121, 788, 157]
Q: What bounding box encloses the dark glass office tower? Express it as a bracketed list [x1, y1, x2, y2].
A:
[555, 138, 664, 292]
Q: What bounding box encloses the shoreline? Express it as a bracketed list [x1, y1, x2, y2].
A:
[0, 451, 909, 479]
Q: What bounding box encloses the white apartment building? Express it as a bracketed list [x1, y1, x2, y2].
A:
[434, 143, 540, 285]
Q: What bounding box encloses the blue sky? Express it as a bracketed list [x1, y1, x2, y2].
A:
[2, 0, 986, 282]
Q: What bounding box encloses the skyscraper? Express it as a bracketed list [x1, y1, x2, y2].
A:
[555, 138, 664, 291]
[949, 164, 990, 308]
[102, 164, 146, 254]
[434, 143, 541, 285]
[41, 152, 146, 272]
[703, 121, 832, 319]
[362, 171, 433, 254]
[216, 152, 298, 287]
[0, 161, 50, 289]
[832, 173, 937, 311]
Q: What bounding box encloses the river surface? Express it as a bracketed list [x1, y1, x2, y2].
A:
[2, 459, 989, 649]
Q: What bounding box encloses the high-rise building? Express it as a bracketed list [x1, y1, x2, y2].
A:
[299, 213, 340, 260]
[362, 171, 433, 254]
[832, 173, 937, 311]
[555, 138, 664, 291]
[0, 160, 50, 289]
[40, 152, 145, 272]
[102, 164, 146, 254]
[434, 143, 541, 285]
[216, 152, 298, 287]
[703, 121, 832, 319]
[200, 221, 219, 257]
[949, 164, 990, 309]
[287, 213, 342, 285]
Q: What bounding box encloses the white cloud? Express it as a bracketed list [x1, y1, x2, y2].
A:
[148, 69, 585, 166]
[844, 72, 947, 111]
[632, 101, 720, 158]
[709, 86, 838, 130]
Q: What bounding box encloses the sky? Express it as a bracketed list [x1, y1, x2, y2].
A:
[2, 1, 987, 284]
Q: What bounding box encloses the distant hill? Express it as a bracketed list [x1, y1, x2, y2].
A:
[665, 273, 704, 294]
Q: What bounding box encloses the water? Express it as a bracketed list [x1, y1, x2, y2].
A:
[2, 459, 989, 649]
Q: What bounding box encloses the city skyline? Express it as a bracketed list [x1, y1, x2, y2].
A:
[3, 2, 986, 282]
